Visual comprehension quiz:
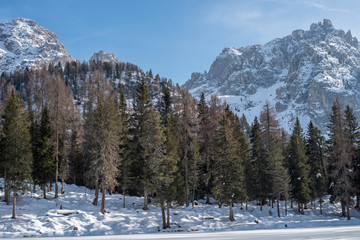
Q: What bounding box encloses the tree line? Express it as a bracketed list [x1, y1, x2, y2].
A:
[0, 62, 359, 227]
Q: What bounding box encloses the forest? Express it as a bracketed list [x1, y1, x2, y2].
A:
[0, 60, 359, 229]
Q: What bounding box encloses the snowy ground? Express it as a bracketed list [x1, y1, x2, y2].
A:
[1, 183, 360, 238]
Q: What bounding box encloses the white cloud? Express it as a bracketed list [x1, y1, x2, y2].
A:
[301, 1, 351, 13]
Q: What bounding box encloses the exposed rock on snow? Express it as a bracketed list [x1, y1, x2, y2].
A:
[184, 19, 360, 133]
[0, 18, 73, 73]
[90, 50, 119, 64]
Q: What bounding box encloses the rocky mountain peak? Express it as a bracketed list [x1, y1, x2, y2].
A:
[0, 18, 73, 73]
[184, 19, 360, 133]
[90, 50, 119, 64]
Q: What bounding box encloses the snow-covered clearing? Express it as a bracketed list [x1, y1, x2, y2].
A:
[1, 183, 360, 238]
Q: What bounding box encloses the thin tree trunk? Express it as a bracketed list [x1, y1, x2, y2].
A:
[166, 201, 171, 228]
[191, 185, 195, 208]
[33, 182, 36, 193]
[143, 188, 148, 210]
[206, 194, 210, 204]
[260, 198, 263, 211]
[122, 188, 126, 209]
[272, 199, 274, 208]
[42, 184, 46, 199]
[291, 198, 293, 208]
[246, 201, 248, 210]
[341, 200, 346, 217]
[4, 174, 10, 204]
[277, 197, 280, 218]
[100, 183, 106, 214]
[161, 199, 166, 229]
[298, 202, 300, 213]
[320, 198, 323, 215]
[92, 180, 99, 206]
[11, 191, 16, 219]
[55, 125, 59, 198]
[229, 200, 235, 221]
[356, 194, 359, 209]
[184, 154, 189, 207]
[61, 179, 64, 194]
[346, 198, 350, 220]
[285, 199, 288, 216]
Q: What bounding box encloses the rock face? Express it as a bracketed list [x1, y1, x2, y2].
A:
[90, 50, 119, 64]
[184, 19, 360, 133]
[0, 18, 73, 73]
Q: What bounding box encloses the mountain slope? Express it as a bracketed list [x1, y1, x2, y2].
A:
[184, 19, 360, 133]
[0, 18, 73, 73]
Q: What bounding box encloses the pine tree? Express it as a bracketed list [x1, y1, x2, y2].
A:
[68, 129, 83, 186]
[344, 105, 360, 208]
[328, 99, 354, 220]
[32, 107, 55, 199]
[212, 110, 246, 221]
[85, 96, 121, 214]
[288, 118, 311, 214]
[118, 89, 132, 208]
[306, 121, 326, 213]
[132, 77, 165, 210]
[0, 92, 32, 219]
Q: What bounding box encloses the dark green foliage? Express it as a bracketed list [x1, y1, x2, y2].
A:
[212, 108, 247, 221]
[32, 107, 56, 197]
[288, 118, 311, 209]
[0, 91, 32, 218]
[306, 121, 327, 204]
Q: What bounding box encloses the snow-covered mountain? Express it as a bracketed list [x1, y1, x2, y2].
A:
[90, 50, 119, 64]
[0, 18, 73, 73]
[184, 19, 360, 133]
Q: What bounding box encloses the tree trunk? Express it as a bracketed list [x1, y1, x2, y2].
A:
[356, 194, 359, 209]
[277, 197, 280, 218]
[320, 198, 323, 215]
[184, 154, 189, 207]
[42, 184, 46, 199]
[260, 198, 263, 211]
[206, 194, 210, 204]
[92, 180, 99, 206]
[166, 201, 171, 228]
[100, 183, 106, 214]
[161, 199, 166, 229]
[33, 182, 36, 193]
[143, 188, 149, 210]
[4, 176, 10, 204]
[291, 198, 293, 209]
[298, 202, 300, 213]
[246, 201, 248, 210]
[122, 188, 126, 209]
[346, 198, 351, 220]
[11, 191, 16, 219]
[341, 200, 346, 217]
[272, 199, 274, 208]
[229, 200, 235, 221]
[55, 125, 59, 198]
[61, 179, 64, 194]
[191, 185, 195, 208]
[285, 199, 288, 216]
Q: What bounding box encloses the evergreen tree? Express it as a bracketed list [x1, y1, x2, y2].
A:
[118, 89, 132, 208]
[328, 99, 354, 220]
[212, 111, 246, 221]
[132, 77, 165, 210]
[84, 96, 121, 213]
[306, 121, 327, 213]
[68, 129, 84, 186]
[32, 107, 55, 199]
[0, 92, 32, 219]
[288, 118, 311, 214]
[344, 105, 360, 208]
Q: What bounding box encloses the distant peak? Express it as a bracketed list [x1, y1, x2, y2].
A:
[11, 18, 38, 26]
[310, 19, 335, 32]
[90, 50, 119, 63]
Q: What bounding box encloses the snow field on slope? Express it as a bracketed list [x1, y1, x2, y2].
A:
[0, 182, 360, 238]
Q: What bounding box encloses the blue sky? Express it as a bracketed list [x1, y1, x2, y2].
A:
[1, 0, 360, 85]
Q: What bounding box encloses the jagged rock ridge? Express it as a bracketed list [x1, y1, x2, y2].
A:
[0, 18, 73, 73]
[90, 50, 119, 64]
[184, 19, 360, 133]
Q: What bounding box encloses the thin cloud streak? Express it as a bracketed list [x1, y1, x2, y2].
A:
[64, 31, 109, 44]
